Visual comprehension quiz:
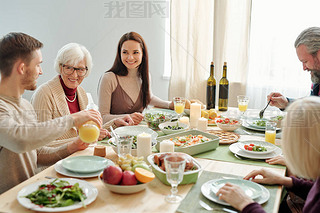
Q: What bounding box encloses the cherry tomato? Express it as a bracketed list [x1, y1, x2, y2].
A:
[248, 146, 253, 151]
[250, 143, 255, 146]
[244, 145, 249, 150]
[225, 118, 230, 123]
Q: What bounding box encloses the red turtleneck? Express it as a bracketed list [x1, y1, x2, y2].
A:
[59, 75, 80, 114]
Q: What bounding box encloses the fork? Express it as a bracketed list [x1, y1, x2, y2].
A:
[259, 94, 274, 119]
[199, 200, 237, 213]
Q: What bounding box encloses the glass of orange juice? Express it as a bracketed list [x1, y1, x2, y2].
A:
[237, 95, 249, 118]
[173, 97, 186, 119]
[79, 121, 100, 143]
[265, 121, 277, 144]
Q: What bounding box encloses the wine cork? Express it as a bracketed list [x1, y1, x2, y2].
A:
[94, 145, 106, 157]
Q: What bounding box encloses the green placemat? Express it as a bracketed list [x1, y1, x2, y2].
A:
[194, 145, 285, 169]
[177, 170, 278, 213]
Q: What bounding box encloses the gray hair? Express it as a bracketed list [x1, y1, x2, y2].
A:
[294, 27, 320, 55]
[54, 43, 92, 77]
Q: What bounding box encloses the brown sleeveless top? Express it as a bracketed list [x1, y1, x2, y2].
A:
[110, 75, 144, 114]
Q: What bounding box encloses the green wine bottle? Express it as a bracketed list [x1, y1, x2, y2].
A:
[206, 62, 216, 109]
[218, 62, 229, 111]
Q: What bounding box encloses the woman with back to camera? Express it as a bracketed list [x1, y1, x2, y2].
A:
[216, 96, 320, 212]
[98, 32, 174, 124]
[31, 43, 133, 160]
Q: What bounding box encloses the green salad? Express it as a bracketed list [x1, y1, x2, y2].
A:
[253, 120, 266, 127]
[25, 179, 86, 208]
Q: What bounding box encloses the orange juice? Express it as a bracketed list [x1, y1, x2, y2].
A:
[79, 121, 100, 143]
[174, 103, 185, 114]
[265, 130, 276, 144]
[238, 103, 248, 112]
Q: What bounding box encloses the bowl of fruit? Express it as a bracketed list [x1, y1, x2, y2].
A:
[215, 117, 241, 131]
[158, 121, 189, 135]
[99, 154, 155, 194]
[144, 112, 172, 130]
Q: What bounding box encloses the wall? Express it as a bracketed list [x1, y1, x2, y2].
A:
[0, 0, 170, 103]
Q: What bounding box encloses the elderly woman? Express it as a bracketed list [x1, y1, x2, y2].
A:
[32, 43, 133, 149]
[98, 32, 174, 124]
[217, 96, 320, 213]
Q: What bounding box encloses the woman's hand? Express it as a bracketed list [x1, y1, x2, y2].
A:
[244, 168, 293, 187]
[130, 112, 144, 125]
[216, 183, 254, 211]
[265, 155, 286, 166]
[114, 115, 134, 127]
[98, 128, 110, 141]
[67, 137, 89, 153]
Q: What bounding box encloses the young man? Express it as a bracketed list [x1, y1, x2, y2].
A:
[268, 27, 320, 109]
[0, 32, 102, 194]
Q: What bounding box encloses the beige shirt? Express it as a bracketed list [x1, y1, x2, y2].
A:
[98, 71, 171, 123]
[0, 94, 74, 194]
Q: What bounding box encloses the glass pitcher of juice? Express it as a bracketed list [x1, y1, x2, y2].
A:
[78, 93, 100, 143]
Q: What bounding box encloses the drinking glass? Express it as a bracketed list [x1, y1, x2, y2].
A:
[117, 135, 133, 157]
[237, 95, 249, 117]
[265, 121, 277, 144]
[173, 97, 186, 119]
[164, 154, 186, 203]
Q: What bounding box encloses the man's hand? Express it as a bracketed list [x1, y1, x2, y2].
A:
[267, 92, 288, 109]
[71, 109, 102, 128]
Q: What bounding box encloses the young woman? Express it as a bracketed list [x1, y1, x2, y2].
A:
[98, 32, 174, 124]
[217, 96, 320, 213]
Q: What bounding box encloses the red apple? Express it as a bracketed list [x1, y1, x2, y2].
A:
[103, 165, 123, 185]
[120, 170, 137, 185]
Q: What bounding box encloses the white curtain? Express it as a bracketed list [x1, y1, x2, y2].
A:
[169, 0, 214, 103]
[169, 0, 252, 107]
[246, 0, 318, 109]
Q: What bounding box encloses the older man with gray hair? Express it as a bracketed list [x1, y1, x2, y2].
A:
[267, 27, 320, 109]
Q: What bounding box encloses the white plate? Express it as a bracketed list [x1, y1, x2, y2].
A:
[229, 142, 282, 159]
[242, 121, 281, 132]
[210, 179, 263, 200]
[245, 118, 268, 129]
[238, 141, 277, 155]
[17, 178, 98, 212]
[62, 156, 109, 173]
[143, 108, 179, 120]
[201, 179, 270, 206]
[55, 159, 114, 178]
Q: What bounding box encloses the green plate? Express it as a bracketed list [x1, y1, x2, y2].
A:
[156, 130, 219, 156]
[62, 156, 109, 173]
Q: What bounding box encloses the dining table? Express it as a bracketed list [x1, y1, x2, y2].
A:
[0, 109, 286, 213]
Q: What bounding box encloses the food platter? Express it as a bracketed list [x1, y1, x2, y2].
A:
[243, 118, 281, 132]
[207, 130, 240, 144]
[143, 108, 179, 120]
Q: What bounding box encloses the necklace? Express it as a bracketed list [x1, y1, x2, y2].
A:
[65, 92, 77, 103]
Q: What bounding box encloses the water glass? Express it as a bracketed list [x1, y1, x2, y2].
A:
[117, 135, 133, 157]
[265, 121, 277, 144]
[164, 154, 186, 203]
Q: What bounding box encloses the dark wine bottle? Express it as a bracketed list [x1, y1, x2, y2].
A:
[206, 62, 216, 109]
[218, 62, 229, 111]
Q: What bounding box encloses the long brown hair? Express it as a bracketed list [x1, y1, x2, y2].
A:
[107, 32, 150, 108]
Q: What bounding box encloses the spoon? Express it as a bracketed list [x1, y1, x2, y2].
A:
[259, 94, 274, 119]
[110, 126, 119, 141]
[199, 200, 237, 213]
